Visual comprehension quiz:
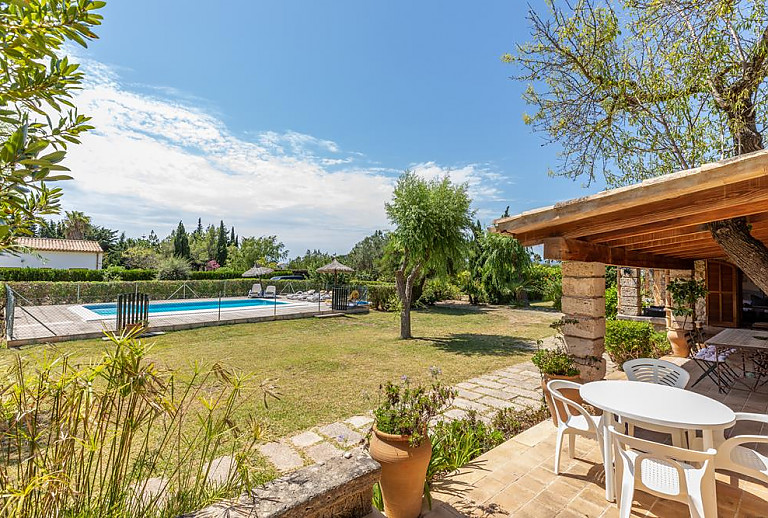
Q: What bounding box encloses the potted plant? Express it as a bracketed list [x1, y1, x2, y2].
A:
[666, 278, 707, 357]
[369, 374, 456, 518]
[532, 345, 581, 425]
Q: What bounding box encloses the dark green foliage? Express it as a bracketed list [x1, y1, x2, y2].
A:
[667, 278, 707, 326]
[605, 266, 618, 289]
[605, 286, 618, 320]
[346, 230, 390, 281]
[173, 221, 190, 259]
[0, 267, 155, 282]
[526, 263, 562, 305]
[216, 221, 228, 266]
[605, 320, 671, 368]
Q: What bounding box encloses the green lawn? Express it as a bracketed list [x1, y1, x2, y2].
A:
[2, 305, 557, 438]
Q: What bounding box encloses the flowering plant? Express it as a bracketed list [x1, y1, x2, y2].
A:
[373, 368, 456, 447]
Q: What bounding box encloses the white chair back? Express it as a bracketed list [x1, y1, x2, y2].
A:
[623, 358, 690, 388]
[609, 425, 716, 518]
[251, 283, 262, 294]
[547, 379, 598, 434]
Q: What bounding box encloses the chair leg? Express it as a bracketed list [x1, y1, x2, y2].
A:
[554, 428, 564, 475]
[568, 433, 576, 458]
[618, 477, 635, 518]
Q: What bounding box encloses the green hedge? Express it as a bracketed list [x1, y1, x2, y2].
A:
[366, 283, 397, 311]
[605, 320, 671, 368]
[0, 267, 156, 282]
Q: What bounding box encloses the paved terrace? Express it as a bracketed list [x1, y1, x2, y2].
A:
[399, 358, 768, 518]
[7, 296, 363, 346]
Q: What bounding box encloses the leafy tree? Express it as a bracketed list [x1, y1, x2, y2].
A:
[461, 220, 486, 305]
[508, 0, 768, 292]
[173, 221, 190, 259]
[479, 232, 531, 304]
[156, 256, 191, 280]
[216, 221, 228, 266]
[62, 211, 90, 240]
[0, 1, 104, 253]
[229, 227, 236, 246]
[121, 246, 160, 270]
[228, 235, 287, 270]
[346, 230, 390, 280]
[386, 172, 473, 339]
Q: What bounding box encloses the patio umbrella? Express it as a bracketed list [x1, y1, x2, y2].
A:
[242, 265, 274, 285]
[316, 257, 354, 286]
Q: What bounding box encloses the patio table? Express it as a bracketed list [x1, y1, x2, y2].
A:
[706, 327, 768, 392]
[580, 380, 735, 502]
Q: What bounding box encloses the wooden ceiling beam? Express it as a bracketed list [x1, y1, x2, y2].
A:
[543, 237, 694, 270]
[495, 150, 768, 237]
[513, 194, 768, 246]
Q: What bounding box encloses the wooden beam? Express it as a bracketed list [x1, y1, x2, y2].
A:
[495, 150, 768, 236]
[514, 194, 768, 247]
[543, 237, 694, 270]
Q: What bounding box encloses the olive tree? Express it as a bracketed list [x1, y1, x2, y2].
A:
[386, 172, 473, 339]
[507, 0, 768, 291]
[0, 0, 104, 253]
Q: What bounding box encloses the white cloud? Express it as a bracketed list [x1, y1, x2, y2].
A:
[59, 58, 505, 254]
[409, 161, 506, 202]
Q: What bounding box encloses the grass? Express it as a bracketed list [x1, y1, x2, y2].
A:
[1, 305, 556, 439]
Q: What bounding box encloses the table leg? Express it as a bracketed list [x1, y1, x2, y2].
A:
[702, 430, 714, 450]
[601, 411, 615, 502]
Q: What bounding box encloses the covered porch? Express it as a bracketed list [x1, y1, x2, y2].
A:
[494, 150, 768, 382]
[421, 358, 768, 517]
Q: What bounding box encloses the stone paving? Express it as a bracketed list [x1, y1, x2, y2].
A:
[255, 359, 551, 473]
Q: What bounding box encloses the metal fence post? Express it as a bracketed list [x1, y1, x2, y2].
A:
[76, 283, 80, 304]
[218, 292, 222, 321]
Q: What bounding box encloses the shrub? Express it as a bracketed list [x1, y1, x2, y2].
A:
[491, 404, 550, 439]
[531, 346, 579, 376]
[122, 246, 161, 270]
[367, 283, 397, 311]
[605, 285, 618, 320]
[156, 257, 191, 280]
[0, 332, 276, 517]
[0, 267, 155, 282]
[418, 278, 462, 306]
[605, 320, 671, 368]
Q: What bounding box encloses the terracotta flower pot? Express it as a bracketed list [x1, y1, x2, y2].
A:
[369, 426, 431, 518]
[667, 328, 690, 357]
[541, 373, 582, 426]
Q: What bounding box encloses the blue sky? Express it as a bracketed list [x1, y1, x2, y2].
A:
[61, 0, 605, 255]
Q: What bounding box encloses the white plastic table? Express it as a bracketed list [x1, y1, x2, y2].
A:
[580, 380, 735, 502]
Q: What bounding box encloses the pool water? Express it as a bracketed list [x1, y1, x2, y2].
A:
[83, 298, 287, 317]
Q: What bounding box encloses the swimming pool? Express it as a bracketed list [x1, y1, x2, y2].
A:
[82, 298, 287, 317]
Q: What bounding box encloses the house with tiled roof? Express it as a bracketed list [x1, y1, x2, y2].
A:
[0, 238, 103, 270]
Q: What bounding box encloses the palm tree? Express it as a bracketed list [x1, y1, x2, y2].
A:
[62, 211, 91, 240]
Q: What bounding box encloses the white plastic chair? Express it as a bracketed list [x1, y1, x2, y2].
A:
[247, 283, 262, 298]
[547, 379, 604, 475]
[715, 412, 768, 486]
[623, 358, 690, 388]
[609, 425, 717, 518]
[263, 285, 277, 298]
[622, 359, 690, 447]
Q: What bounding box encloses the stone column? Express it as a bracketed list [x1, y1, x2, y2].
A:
[561, 261, 607, 382]
[618, 267, 642, 316]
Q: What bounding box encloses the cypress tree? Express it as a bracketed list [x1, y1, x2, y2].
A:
[216, 221, 228, 265]
[174, 221, 190, 258]
[229, 227, 236, 246]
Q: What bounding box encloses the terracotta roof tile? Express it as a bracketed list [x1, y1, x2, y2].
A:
[16, 237, 103, 253]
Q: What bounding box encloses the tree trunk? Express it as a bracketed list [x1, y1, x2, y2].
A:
[708, 218, 768, 293]
[400, 303, 412, 339]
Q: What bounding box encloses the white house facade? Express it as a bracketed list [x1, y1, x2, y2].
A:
[0, 238, 103, 270]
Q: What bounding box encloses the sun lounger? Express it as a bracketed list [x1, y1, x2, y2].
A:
[263, 285, 277, 298]
[248, 283, 262, 298]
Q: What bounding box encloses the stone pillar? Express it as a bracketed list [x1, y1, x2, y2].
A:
[561, 261, 607, 382]
[618, 267, 642, 316]
[694, 260, 707, 325]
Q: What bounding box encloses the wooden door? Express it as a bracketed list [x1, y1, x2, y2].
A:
[707, 261, 740, 327]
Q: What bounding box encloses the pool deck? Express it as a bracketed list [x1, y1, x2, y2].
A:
[7, 296, 368, 346]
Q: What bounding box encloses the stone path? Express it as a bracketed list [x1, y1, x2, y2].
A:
[255, 359, 548, 473]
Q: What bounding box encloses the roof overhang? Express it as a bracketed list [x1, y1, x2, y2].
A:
[493, 150, 768, 269]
